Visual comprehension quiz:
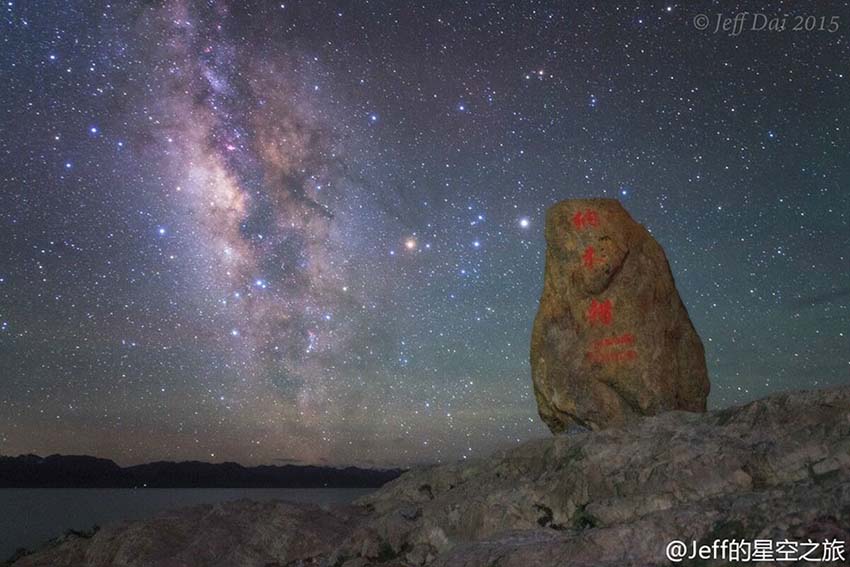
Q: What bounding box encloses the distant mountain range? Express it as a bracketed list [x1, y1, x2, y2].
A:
[0, 454, 404, 488]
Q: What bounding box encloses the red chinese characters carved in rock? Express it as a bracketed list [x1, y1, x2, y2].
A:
[586, 333, 638, 364]
[586, 349, 638, 363]
[586, 298, 613, 326]
[576, 208, 638, 364]
[582, 245, 598, 269]
[572, 209, 600, 230]
[592, 333, 635, 349]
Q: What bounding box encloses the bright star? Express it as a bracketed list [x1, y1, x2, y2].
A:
[519, 218, 530, 228]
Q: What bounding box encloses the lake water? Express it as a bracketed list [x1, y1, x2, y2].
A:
[0, 488, 373, 561]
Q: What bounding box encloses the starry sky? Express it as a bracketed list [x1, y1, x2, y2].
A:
[1, 1, 848, 467]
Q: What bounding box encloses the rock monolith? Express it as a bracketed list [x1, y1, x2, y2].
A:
[530, 198, 710, 432]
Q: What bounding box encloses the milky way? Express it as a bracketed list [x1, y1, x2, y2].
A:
[154, 2, 358, 412]
[1, 1, 848, 466]
[138, 1, 404, 461]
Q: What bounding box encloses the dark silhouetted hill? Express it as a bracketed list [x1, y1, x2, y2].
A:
[0, 454, 403, 488]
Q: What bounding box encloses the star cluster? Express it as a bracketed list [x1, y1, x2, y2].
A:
[0, 1, 848, 466]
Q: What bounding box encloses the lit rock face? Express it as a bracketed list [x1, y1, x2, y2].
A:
[530, 198, 710, 432]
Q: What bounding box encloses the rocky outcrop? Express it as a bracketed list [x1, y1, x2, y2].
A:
[12, 386, 850, 567]
[9, 500, 363, 567]
[531, 199, 710, 431]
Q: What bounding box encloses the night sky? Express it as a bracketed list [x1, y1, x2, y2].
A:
[1, 1, 848, 467]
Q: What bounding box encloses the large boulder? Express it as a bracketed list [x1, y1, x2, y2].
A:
[530, 198, 710, 432]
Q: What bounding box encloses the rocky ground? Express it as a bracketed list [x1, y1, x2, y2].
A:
[9, 385, 850, 566]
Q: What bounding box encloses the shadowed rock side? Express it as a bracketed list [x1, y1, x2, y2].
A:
[11, 386, 850, 567]
[531, 198, 710, 432]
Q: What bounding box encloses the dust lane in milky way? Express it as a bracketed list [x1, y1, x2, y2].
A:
[143, 1, 401, 463]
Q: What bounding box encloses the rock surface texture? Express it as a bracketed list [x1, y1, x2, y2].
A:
[11, 386, 850, 567]
[531, 198, 710, 432]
